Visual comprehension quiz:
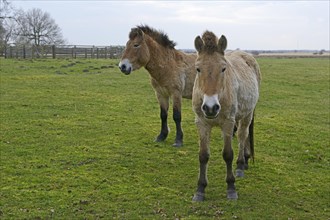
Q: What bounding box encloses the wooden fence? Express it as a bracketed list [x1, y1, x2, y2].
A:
[4, 44, 125, 59]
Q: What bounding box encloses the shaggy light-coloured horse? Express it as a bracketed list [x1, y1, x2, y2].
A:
[119, 25, 197, 147]
[192, 31, 261, 201]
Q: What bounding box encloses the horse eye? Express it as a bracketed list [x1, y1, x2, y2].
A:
[196, 68, 201, 73]
[222, 67, 226, 73]
[133, 44, 140, 48]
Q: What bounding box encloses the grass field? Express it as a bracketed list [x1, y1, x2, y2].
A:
[0, 57, 329, 219]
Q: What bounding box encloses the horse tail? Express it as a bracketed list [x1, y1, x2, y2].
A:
[249, 111, 255, 162]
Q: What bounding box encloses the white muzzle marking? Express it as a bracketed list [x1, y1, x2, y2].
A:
[119, 58, 133, 75]
[201, 94, 221, 118]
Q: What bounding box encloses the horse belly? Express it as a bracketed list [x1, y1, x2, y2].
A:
[180, 72, 194, 99]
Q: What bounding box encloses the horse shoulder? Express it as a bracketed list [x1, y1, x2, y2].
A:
[227, 51, 261, 84]
[227, 53, 259, 116]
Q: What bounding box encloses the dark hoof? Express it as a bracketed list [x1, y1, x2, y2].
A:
[155, 134, 167, 142]
[236, 169, 244, 178]
[227, 189, 238, 200]
[155, 138, 164, 143]
[173, 140, 183, 147]
[192, 192, 205, 202]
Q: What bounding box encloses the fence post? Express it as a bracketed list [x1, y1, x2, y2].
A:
[91, 46, 94, 59]
[23, 45, 26, 59]
[96, 48, 99, 59]
[85, 48, 87, 58]
[71, 46, 76, 59]
[16, 45, 20, 58]
[109, 47, 113, 59]
[52, 45, 56, 59]
[9, 46, 13, 58]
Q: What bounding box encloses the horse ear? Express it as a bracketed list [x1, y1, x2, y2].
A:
[218, 35, 227, 55]
[134, 28, 145, 41]
[194, 36, 204, 53]
[137, 28, 144, 38]
[129, 28, 144, 40]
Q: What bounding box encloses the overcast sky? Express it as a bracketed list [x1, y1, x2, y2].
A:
[11, 0, 330, 50]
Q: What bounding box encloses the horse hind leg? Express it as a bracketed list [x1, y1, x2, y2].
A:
[173, 107, 183, 147]
[244, 113, 255, 170]
[236, 115, 253, 177]
[172, 95, 183, 147]
[244, 145, 251, 170]
[155, 96, 169, 143]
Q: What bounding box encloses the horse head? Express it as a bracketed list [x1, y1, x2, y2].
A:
[194, 31, 228, 119]
[119, 27, 151, 75]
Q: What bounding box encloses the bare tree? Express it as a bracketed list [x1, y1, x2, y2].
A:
[15, 8, 65, 56]
[0, 0, 12, 18]
[1, 16, 17, 47]
[0, 0, 17, 55]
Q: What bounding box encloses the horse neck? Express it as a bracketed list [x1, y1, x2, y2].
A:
[144, 36, 176, 77]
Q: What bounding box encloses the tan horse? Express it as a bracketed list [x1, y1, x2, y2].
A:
[192, 31, 261, 201]
[119, 25, 196, 147]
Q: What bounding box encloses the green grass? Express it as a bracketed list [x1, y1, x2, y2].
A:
[0, 57, 329, 219]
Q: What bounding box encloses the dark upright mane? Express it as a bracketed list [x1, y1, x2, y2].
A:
[136, 25, 177, 49]
[201, 31, 218, 54]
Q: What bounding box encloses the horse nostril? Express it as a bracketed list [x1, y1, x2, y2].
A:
[202, 104, 208, 112]
[201, 103, 220, 118]
[213, 104, 220, 113]
[120, 64, 126, 71]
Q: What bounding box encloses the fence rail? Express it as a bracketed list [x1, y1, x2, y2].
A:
[4, 44, 125, 59]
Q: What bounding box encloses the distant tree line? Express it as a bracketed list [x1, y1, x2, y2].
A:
[0, 0, 65, 57]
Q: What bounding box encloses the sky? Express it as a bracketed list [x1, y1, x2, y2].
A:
[9, 0, 330, 50]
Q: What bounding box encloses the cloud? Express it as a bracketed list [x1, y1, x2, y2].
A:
[11, 0, 330, 49]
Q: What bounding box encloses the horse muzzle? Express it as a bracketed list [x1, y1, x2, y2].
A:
[202, 103, 220, 119]
[201, 94, 221, 119]
[119, 59, 132, 75]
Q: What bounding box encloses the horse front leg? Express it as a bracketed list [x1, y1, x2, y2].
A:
[172, 94, 183, 147]
[193, 121, 211, 201]
[223, 121, 238, 199]
[155, 95, 169, 143]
